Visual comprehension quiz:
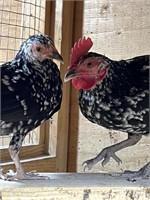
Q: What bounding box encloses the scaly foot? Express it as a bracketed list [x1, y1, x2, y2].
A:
[82, 146, 122, 171]
[82, 134, 142, 171]
[0, 169, 50, 181]
[111, 162, 150, 181]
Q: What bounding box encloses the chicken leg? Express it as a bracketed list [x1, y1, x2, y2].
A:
[83, 133, 142, 171]
[0, 133, 50, 180]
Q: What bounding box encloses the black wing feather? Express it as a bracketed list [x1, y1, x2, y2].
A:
[119, 55, 149, 89]
[1, 64, 40, 122]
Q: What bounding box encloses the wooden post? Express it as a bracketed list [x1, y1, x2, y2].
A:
[67, 0, 84, 172]
[55, 0, 75, 172]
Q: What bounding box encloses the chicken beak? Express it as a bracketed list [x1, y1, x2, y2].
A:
[52, 50, 64, 63]
[64, 68, 79, 82]
[46, 46, 64, 63]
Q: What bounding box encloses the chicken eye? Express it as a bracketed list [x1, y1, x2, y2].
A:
[87, 62, 93, 67]
[36, 47, 42, 52]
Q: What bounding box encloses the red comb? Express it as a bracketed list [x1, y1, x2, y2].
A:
[68, 37, 93, 68]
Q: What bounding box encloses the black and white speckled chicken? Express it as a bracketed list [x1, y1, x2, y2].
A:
[0, 34, 63, 180]
[64, 37, 150, 179]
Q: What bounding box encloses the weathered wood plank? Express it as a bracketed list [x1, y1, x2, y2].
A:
[0, 173, 150, 200]
[55, 0, 74, 172]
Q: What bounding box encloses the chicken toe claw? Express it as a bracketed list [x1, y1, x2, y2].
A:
[82, 159, 95, 171]
[82, 147, 123, 171]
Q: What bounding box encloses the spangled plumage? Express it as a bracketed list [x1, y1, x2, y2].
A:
[64, 37, 150, 179]
[78, 53, 149, 135]
[0, 34, 63, 180]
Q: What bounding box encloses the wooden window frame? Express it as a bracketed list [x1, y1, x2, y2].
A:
[0, 0, 83, 173]
[0, 123, 49, 163]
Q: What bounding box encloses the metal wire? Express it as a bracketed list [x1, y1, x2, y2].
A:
[0, 0, 46, 64]
[0, 0, 46, 147]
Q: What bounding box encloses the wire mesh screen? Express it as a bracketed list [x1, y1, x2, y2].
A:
[0, 0, 46, 64]
[0, 0, 46, 147]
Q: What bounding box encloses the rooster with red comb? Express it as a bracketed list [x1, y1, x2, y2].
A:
[64, 37, 150, 180]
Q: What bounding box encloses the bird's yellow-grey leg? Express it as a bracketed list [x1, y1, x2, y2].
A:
[83, 133, 142, 171]
[1, 133, 50, 180]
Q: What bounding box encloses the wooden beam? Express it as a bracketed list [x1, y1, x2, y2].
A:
[44, 0, 56, 38]
[0, 144, 47, 163]
[44, 0, 57, 155]
[0, 173, 149, 199]
[2, 157, 57, 173]
[67, 0, 84, 172]
[55, 0, 75, 172]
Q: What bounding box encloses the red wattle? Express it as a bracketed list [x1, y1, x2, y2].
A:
[72, 77, 96, 90]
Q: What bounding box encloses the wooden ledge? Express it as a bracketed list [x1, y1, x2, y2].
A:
[0, 173, 150, 200]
